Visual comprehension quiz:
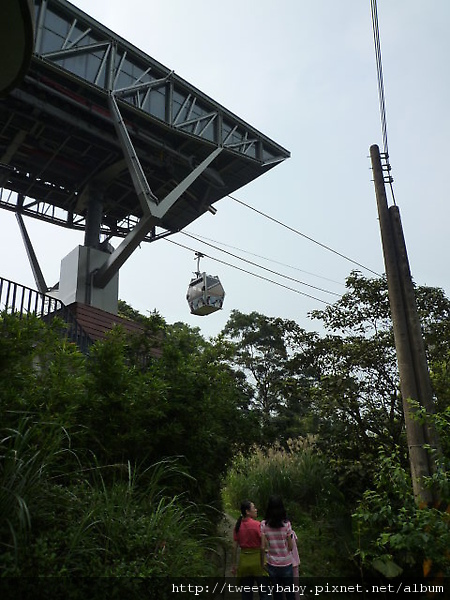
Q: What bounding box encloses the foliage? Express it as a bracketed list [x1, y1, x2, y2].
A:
[219, 276, 450, 499]
[220, 310, 319, 443]
[223, 438, 355, 577]
[118, 299, 166, 329]
[1, 311, 254, 507]
[141, 321, 258, 505]
[0, 417, 73, 561]
[308, 273, 404, 492]
[0, 312, 247, 577]
[407, 398, 450, 500]
[3, 271, 450, 579]
[221, 275, 450, 578]
[352, 447, 450, 578]
[224, 437, 339, 515]
[307, 272, 450, 498]
[0, 313, 71, 426]
[0, 418, 217, 577]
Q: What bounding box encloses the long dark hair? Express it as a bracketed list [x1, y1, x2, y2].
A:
[234, 500, 252, 534]
[264, 495, 287, 528]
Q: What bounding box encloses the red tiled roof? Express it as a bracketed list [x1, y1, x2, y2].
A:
[67, 302, 162, 358]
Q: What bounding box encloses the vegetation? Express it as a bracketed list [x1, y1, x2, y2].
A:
[223, 437, 353, 577]
[352, 447, 450, 579]
[1, 272, 449, 583]
[0, 312, 245, 579]
[222, 272, 449, 579]
[0, 418, 214, 577]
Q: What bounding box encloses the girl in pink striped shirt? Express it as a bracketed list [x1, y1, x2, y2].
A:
[261, 495, 295, 600]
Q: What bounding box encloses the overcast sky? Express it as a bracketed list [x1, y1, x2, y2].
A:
[2, 0, 449, 339]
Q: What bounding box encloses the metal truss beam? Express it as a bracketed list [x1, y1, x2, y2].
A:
[99, 86, 222, 287]
[93, 212, 156, 289]
[1, 0, 290, 297]
[15, 209, 48, 294]
[93, 145, 221, 290]
[33, 0, 289, 166]
[152, 147, 222, 221]
[107, 92, 158, 216]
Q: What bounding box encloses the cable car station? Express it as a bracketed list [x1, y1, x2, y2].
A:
[0, 0, 289, 334]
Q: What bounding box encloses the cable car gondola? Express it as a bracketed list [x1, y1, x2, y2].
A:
[186, 253, 225, 316]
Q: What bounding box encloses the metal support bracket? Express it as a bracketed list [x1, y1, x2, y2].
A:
[153, 146, 223, 220]
[93, 211, 156, 289]
[107, 92, 158, 215]
[16, 209, 48, 294]
[93, 95, 223, 289]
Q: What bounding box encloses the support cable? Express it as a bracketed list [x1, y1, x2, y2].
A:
[181, 230, 341, 297]
[166, 237, 331, 305]
[228, 195, 381, 277]
[185, 231, 345, 287]
[370, 0, 397, 205]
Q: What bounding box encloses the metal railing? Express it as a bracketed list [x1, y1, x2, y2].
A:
[0, 276, 92, 354]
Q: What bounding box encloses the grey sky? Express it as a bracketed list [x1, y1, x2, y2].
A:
[2, 0, 449, 339]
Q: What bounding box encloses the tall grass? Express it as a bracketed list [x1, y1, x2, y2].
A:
[59, 460, 217, 577]
[223, 437, 356, 576]
[224, 436, 339, 515]
[0, 419, 220, 577]
[0, 417, 72, 563]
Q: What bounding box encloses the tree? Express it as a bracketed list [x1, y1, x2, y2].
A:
[0, 312, 250, 577]
[414, 284, 450, 418]
[220, 310, 318, 443]
[145, 321, 258, 505]
[309, 271, 450, 495]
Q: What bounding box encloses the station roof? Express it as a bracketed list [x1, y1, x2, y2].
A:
[0, 0, 289, 240]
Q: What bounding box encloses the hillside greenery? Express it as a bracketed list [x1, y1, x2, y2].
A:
[0, 272, 448, 582]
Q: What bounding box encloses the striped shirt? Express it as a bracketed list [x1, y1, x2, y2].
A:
[261, 519, 293, 567]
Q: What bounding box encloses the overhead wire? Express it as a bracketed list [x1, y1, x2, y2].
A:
[158, 3, 390, 310]
[159, 184, 383, 307]
[185, 231, 346, 287]
[371, 0, 388, 157]
[160, 5, 395, 306]
[165, 236, 332, 305]
[181, 230, 341, 297]
[161, 181, 384, 305]
[228, 195, 382, 277]
[370, 0, 397, 206]
[191, 3, 386, 287]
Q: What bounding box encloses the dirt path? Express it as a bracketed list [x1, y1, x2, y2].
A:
[217, 513, 236, 577]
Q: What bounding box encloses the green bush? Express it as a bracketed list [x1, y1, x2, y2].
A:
[0, 416, 219, 577]
[352, 448, 450, 578]
[0, 417, 75, 562]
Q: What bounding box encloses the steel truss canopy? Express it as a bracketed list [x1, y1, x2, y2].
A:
[0, 0, 290, 242]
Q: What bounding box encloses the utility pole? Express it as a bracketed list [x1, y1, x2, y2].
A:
[370, 144, 438, 505]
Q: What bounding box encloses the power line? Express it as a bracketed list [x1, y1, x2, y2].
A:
[370, 0, 397, 206]
[185, 231, 346, 287]
[165, 237, 332, 305]
[370, 0, 389, 157]
[228, 195, 382, 277]
[181, 230, 341, 297]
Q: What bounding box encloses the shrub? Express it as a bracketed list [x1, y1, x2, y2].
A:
[0, 419, 219, 577]
[0, 417, 75, 563]
[352, 447, 450, 578]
